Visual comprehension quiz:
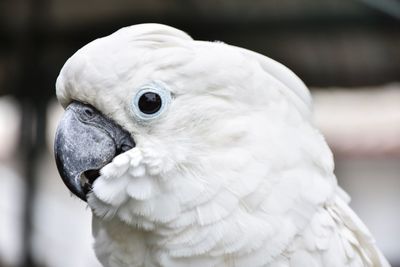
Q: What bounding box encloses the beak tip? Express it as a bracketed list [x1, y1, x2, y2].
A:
[54, 141, 88, 202]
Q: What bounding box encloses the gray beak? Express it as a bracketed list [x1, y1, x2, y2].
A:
[54, 101, 135, 201]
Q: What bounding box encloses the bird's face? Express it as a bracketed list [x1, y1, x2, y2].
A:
[54, 24, 324, 228]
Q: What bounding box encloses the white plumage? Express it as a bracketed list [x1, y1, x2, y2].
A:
[56, 23, 390, 267]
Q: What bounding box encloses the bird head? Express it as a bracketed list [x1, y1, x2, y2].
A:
[54, 24, 333, 229]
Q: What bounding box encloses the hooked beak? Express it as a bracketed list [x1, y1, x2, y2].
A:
[54, 101, 135, 201]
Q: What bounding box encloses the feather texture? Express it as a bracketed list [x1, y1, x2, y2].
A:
[56, 23, 390, 267]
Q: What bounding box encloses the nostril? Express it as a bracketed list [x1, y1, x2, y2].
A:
[84, 108, 94, 117]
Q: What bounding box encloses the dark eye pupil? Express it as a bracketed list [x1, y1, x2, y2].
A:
[138, 92, 162, 114]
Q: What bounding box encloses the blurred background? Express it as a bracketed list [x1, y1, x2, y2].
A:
[0, 0, 399, 266]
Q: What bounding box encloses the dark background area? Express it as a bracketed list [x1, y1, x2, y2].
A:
[0, 0, 399, 267]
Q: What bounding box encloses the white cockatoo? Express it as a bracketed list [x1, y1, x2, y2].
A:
[54, 24, 390, 267]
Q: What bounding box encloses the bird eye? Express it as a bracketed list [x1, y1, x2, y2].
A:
[138, 92, 162, 114]
[132, 81, 172, 121]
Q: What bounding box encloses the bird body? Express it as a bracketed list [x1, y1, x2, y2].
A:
[54, 24, 390, 267]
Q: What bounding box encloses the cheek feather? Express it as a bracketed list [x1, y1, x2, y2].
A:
[87, 144, 182, 223]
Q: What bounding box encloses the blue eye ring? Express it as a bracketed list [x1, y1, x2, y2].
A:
[132, 81, 172, 121]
